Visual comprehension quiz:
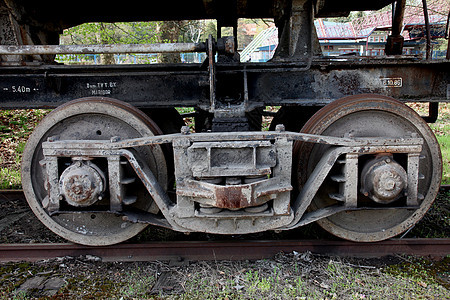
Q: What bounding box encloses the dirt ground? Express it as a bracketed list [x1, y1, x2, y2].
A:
[1, 247, 448, 299]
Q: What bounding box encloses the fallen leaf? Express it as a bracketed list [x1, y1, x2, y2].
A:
[417, 281, 427, 287]
[355, 278, 365, 286]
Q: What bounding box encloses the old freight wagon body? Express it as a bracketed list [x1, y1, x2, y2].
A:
[0, 0, 448, 245]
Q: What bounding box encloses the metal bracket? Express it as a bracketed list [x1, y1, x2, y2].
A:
[272, 0, 318, 66]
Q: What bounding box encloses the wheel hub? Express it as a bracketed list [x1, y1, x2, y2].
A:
[361, 155, 407, 204]
[59, 160, 106, 207]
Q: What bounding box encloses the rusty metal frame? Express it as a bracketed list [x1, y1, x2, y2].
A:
[40, 130, 423, 234]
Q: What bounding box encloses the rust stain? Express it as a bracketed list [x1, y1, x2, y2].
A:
[213, 185, 269, 209]
[215, 186, 245, 209]
[64, 174, 94, 205]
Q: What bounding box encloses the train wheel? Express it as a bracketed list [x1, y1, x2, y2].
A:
[22, 97, 169, 245]
[294, 94, 442, 242]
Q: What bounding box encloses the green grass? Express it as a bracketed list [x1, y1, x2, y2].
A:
[384, 256, 450, 290]
[153, 256, 449, 300]
[437, 134, 450, 184]
[2, 254, 448, 299]
[0, 168, 21, 189]
[0, 109, 49, 190]
[428, 103, 450, 185]
[119, 269, 155, 298]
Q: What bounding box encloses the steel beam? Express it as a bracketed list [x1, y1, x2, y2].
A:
[0, 59, 448, 109]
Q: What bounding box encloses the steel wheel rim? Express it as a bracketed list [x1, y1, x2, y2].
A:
[294, 94, 442, 242]
[22, 97, 168, 245]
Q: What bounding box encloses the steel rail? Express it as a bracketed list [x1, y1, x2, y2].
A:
[0, 239, 448, 262]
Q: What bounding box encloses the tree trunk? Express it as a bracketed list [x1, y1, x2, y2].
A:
[96, 24, 115, 64]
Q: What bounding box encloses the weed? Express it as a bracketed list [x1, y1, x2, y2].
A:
[15, 141, 26, 165]
[436, 134, 450, 184]
[384, 256, 450, 289]
[120, 269, 155, 298]
[10, 290, 27, 300]
[0, 168, 21, 189]
[408, 103, 450, 185]
[16, 141, 26, 154]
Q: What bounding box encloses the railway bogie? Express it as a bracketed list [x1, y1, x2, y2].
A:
[1, 0, 448, 245]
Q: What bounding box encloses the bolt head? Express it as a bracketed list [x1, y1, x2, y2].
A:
[275, 124, 285, 132]
[110, 136, 121, 143]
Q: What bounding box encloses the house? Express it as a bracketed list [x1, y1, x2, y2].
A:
[242, 1, 448, 62]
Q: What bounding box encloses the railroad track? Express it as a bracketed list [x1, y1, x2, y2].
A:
[1, 189, 449, 262]
[0, 239, 448, 262]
